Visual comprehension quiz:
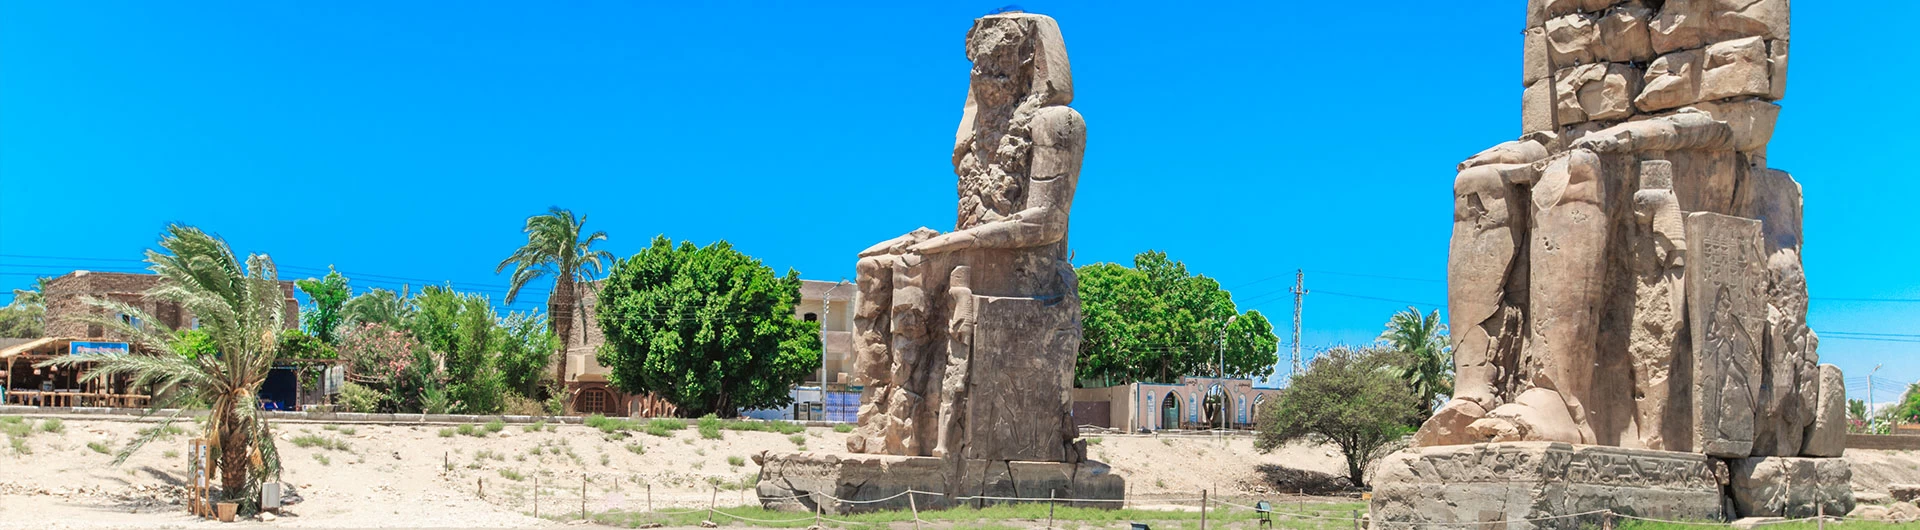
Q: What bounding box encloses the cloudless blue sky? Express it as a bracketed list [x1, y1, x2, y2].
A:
[2, 2, 1914, 399]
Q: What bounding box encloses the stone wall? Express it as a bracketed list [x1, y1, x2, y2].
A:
[43, 271, 297, 340]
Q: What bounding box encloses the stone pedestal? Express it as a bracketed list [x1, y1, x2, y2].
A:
[1728, 456, 1854, 518]
[755, 452, 1123, 514]
[1370, 442, 1725, 529]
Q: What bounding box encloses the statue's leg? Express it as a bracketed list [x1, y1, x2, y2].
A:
[1524, 150, 1608, 444]
[933, 266, 974, 460]
[885, 253, 934, 455]
[1414, 163, 1527, 447]
[848, 255, 895, 454]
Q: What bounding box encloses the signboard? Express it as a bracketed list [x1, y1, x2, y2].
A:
[70, 341, 129, 356]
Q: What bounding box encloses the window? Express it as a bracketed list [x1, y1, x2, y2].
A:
[803, 313, 819, 322]
[582, 389, 608, 415]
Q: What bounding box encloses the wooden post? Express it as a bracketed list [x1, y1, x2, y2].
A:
[582, 474, 588, 521]
[1200, 489, 1208, 530]
[1818, 504, 1825, 530]
[478, 477, 484, 500]
[815, 499, 824, 528]
[908, 491, 921, 530]
[647, 483, 653, 512]
[534, 475, 539, 519]
[1048, 489, 1056, 529]
[1351, 510, 1360, 530]
[706, 485, 718, 525]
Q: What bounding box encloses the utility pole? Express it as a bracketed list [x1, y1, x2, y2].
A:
[1219, 315, 1236, 433]
[1290, 270, 1308, 377]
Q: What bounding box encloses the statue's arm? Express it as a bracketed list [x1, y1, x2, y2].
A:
[1570, 110, 1733, 154]
[911, 106, 1085, 255]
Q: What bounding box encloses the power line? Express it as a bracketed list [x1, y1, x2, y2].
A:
[1304, 269, 1448, 285]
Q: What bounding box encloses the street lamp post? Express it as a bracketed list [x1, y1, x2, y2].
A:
[1218, 315, 1236, 434]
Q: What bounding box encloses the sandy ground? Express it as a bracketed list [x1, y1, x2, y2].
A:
[0, 415, 1913, 529]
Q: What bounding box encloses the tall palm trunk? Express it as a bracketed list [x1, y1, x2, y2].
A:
[550, 276, 575, 385]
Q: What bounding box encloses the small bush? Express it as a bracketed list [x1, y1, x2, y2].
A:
[87, 441, 110, 454]
[290, 434, 351, 452]
[697, 415, 723, 440]
[39, 418, 63, 433]
[137, 424, 186, 440]
[338, 427, 357, 436]
[727, 455, 745, 467]
[322, 424, 338, 431]
[7, 437, 26, 455]
[832, 423, 854, 433]
[1086, 437, 1103, 446]
[483, 420, 506, 433]
[498, 469, 524, 481]
[312, 453, 331, 466]
[456, 424, 478, 437]
[788, 434, 807, 446]
[599, 454, 610, 466]
[524, 421, 546, 433]
[438, 427, 456, 438]
[0, 416, 20, 425]
[625, 443, 645, 455]
[163, 450, 179, 459]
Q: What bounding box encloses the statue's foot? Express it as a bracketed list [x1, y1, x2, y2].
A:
[1470, 388, 1591, 444]
[1412, 399, 1491, 447]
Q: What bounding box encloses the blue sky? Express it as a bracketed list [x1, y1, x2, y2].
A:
[2, 2, 1914, 399]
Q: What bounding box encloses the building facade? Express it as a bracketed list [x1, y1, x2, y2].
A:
[42, 271, 298, 340]
[1069, 377, 1283, 432]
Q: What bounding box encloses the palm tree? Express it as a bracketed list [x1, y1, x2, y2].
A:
[39, 225, 287, 512]
[496, 207, 614, 382]
[1379, 306, 1451, 424]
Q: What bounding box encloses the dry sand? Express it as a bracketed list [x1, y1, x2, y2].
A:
[0, 414, 1913, 529]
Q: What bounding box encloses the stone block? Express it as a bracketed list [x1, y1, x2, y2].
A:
[1768, 40, 1788, 100]
[1555, 63, 1643, 124]
[1728, 456, 1855, 518]
[1370, 442, 1724, 529]
[1524, 79, 1555, 133]
[1542, 0, 1610, 19]
[1545, 13, 1599, 66]
[1685, 212, 1767, 458]
[1890, 484, 1920, 503]
[1524, 27, 1550, 86]
[1596, 3, 1655, 63]
[1701, 37, 1773, 102]
[1650, 0, 1790, 54]
[1637, 49, 1704, 112]
[756, 452, 1123, 514]
[1802, 364, 1847, 457]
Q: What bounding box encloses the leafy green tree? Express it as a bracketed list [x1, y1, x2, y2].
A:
[595, 236, 821, 417]
[1848, 399, 1868, 422]
[1378, 307, 1451, 424]
[495, 311, 557, 398]
[496, 207, 615, 379]
[39, 225, 286, 512]
[277, 329, 337, 360]
[1076, 251, 1279, 385]
[342, 287, 411, 327]
[1254, 346, 1420, 488]
[0, 277, 49, 338]
[409, 286, 507, 413]
[169, 329, 218, 361]
[294, 267, 350, 344]
[1893, 385, 1920, 424]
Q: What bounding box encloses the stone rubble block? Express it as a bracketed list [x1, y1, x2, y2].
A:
[1523, 79, 1555, 134]
[1768, 39, 1788, 100]
[1801, 364, 1847, 457]
[1700, 37, 1773, 102]
[1637, 39, 1778, 112]
[1728, 456, 1855, 518]
[1555, 62, 1644, 124]
[1650, 0, 1790, 54]
[1524, 27, 1550, 86]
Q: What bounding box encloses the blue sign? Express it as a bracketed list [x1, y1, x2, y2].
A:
[70, 341, 129, 356]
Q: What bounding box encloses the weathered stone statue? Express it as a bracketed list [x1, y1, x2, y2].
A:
[757, 12, 1121, 514]
[1375, 1, 1852, 526]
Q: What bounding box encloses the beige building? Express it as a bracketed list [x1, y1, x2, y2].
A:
[561, 279, 855, 416]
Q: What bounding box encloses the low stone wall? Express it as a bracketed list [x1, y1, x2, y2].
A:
[0, 405, 846, 427]
[1847, 434, 1920, 451]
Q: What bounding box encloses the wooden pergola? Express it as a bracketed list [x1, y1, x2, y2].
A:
[1, 337, 151, 408]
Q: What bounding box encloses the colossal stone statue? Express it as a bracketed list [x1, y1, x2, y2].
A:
[845, 11, 1085, 465]
[1375, 1, 1853, 526]
[757, 12, 1120, 514]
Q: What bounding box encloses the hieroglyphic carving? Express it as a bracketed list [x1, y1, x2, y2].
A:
[1685, 212, 1766, 457]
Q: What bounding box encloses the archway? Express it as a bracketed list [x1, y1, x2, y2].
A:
[575, 387, 620, 416]
[1204, 384, 1227, 429]
[1161, 392, 1180, 431]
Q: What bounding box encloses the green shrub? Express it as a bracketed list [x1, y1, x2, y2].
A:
[290, 434, 351, 452]
[524, 420, 546, 433]
[338, 427, 356, 436]
[438, 427, 456, 438]
[86, 441, 110, 454]
[483, 420, 505, 433]
[727, 455, 745, 467]
[456, 424, 478, 437]
[832, 423, 854, 433]
[312, 453, 330, 466]
[498, 469, 524, 481]
[39, 418, 63, 433]
[338, 382, 389, 413]
[136, 424, 186, 440]
[697, 414, 723, 440]
[788, 434, 807, 446]
[625, 443, 645, 455]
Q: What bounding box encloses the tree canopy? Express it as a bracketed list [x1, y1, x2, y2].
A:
[294, 267, 350, 344]
[1076, 251, 1279, 385]
[1254, 346, 1420, 488]
[0, 277, 48, 338]
[1378, 306, 1451, 423]
[594, 236, 821, 417]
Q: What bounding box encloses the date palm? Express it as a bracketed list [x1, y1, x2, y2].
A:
[496, 207, 613, 381]
[1380, 306, 1451, 424]
[39, 225, 286, 513]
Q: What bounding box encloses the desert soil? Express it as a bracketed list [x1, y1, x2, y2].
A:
[0, 414, 1912, 529]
